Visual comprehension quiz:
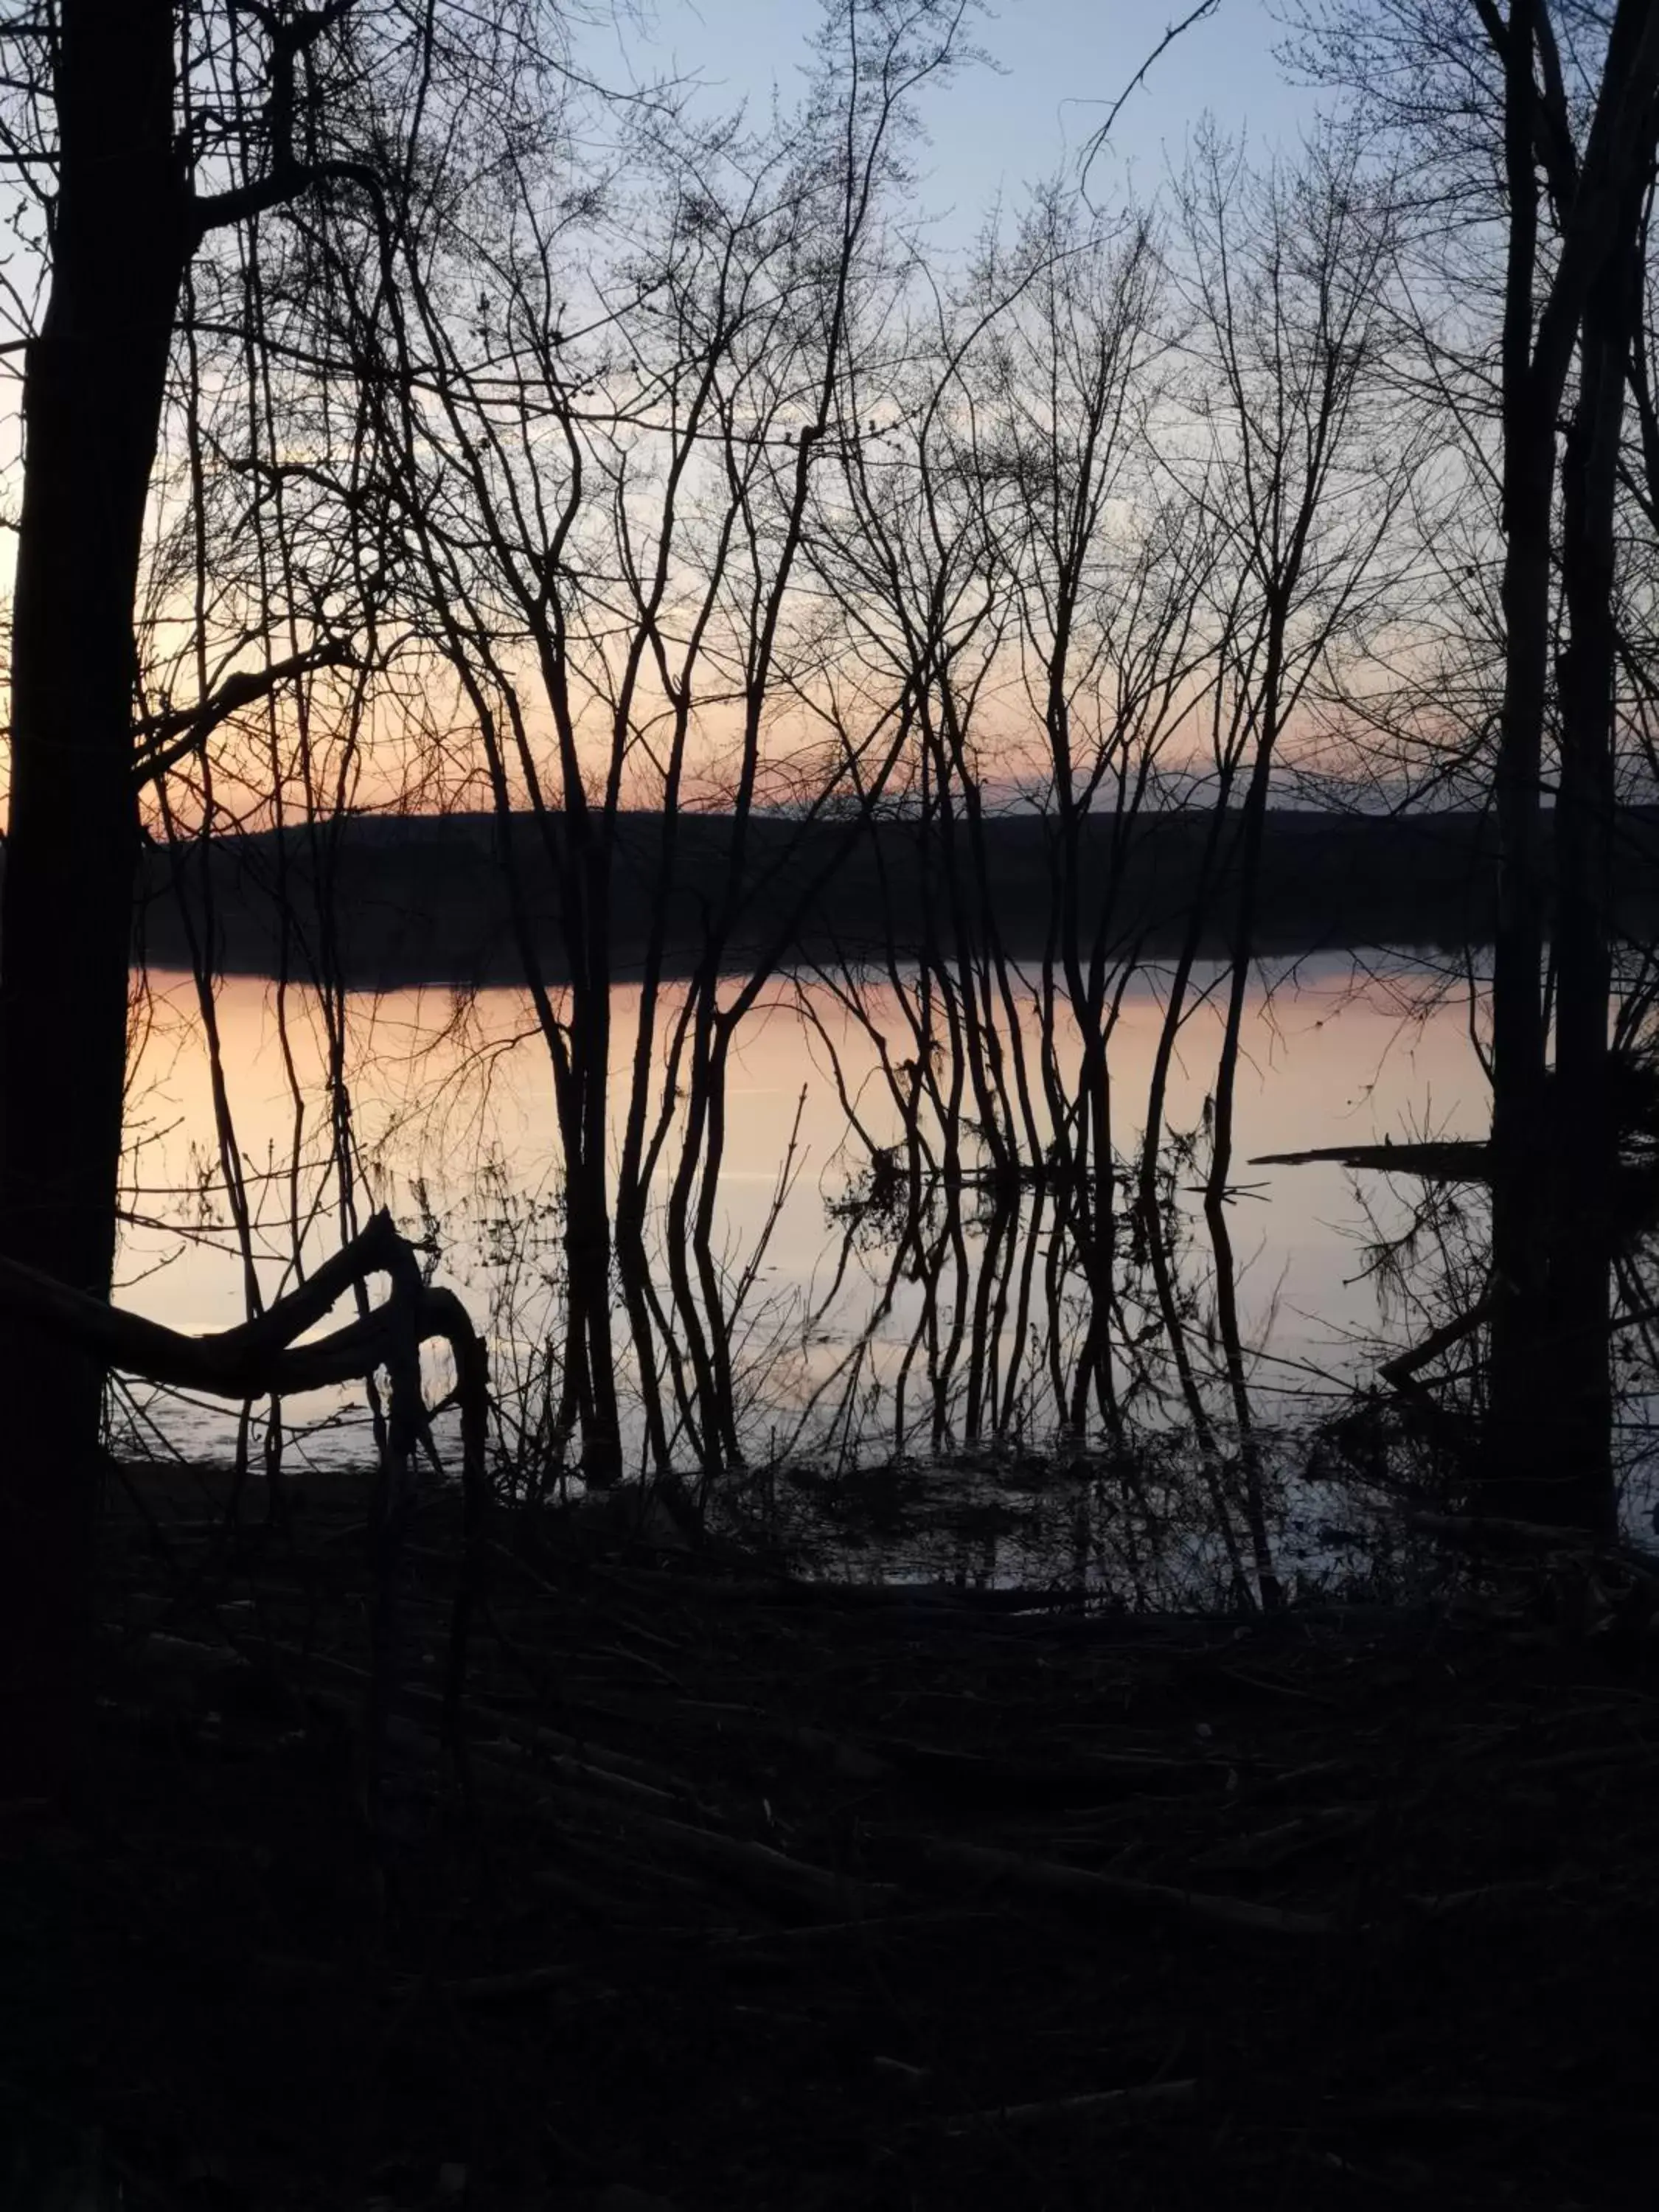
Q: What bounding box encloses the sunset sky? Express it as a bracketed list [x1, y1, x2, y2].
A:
[0, 3, 1342, 831]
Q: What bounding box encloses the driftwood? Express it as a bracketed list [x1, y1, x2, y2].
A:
[257, 1630, 894, 1918]
[893, 1833, 1335, 1941]
[928, 2080, 1201, 2134]
[1187, 1804, 1375, 1872]
[1251, 1139, 1492, 1180]
[627, 1809, 894, 1919]
[787, 1725, 1228, 1807]
[257, 1641, 690, 1798]
[435, 1961, 583, 2004]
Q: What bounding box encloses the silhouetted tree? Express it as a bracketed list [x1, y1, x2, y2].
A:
[1292, 0, 1659, 1528]
[0, 0, 525, 1795]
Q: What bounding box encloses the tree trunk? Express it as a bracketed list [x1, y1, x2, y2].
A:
[1484, 415, 1556, 1516]
[1484, 0, 1556, 1520]
[1542, 189, 1643, 1537]
[0, 0, 186, 1798]
[1484, 0, 1659, 1530]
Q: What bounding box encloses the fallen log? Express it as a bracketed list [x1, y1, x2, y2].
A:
[1251, 1140, 1490, 1180]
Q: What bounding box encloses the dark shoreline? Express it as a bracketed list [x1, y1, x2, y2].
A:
[115, 804, 1659, 989]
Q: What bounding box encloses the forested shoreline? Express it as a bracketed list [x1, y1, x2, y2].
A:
[117, 804, 1659, 984]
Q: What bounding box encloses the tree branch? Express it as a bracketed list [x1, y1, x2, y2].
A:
[131, 639, 358, 784]
[192, 151, 388, 237]
[1079, 0, 1222, 203]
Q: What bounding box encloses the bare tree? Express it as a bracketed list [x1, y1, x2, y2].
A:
[328, 0, 982, 1476]
[0, 0, 568, 1794]
[1291, 0, 1659, 1527]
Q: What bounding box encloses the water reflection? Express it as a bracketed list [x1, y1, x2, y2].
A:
[116, 952, 1500, 1593]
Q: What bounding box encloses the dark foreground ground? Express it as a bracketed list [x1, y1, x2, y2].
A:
[6, 1467, 1659, 2211]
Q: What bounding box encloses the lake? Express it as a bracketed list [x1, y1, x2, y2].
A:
[108, 947, 1523, 1593]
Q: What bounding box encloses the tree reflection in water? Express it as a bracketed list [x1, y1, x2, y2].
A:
[114, 953, 1659, 1602]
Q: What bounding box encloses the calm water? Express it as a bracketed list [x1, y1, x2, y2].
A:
[117, 952, 1485, 1537]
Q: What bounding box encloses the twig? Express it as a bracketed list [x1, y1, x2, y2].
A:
[1188, 1805, 1374, 1873]
[1079, 0, 1222, 198]
[434, 1961, 582, 2003]
[257, 1640, 689, 1795]
[894, 1834, 1334, 1941]
[928, 2080, 1201, 2134]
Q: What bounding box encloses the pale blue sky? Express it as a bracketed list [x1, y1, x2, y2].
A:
[588, 1, 1323, 233]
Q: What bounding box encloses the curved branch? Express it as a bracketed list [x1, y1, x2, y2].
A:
[0, 1207, 485, 1412]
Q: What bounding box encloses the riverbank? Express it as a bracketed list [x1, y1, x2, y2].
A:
[6, 1467, 1658, 2209]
